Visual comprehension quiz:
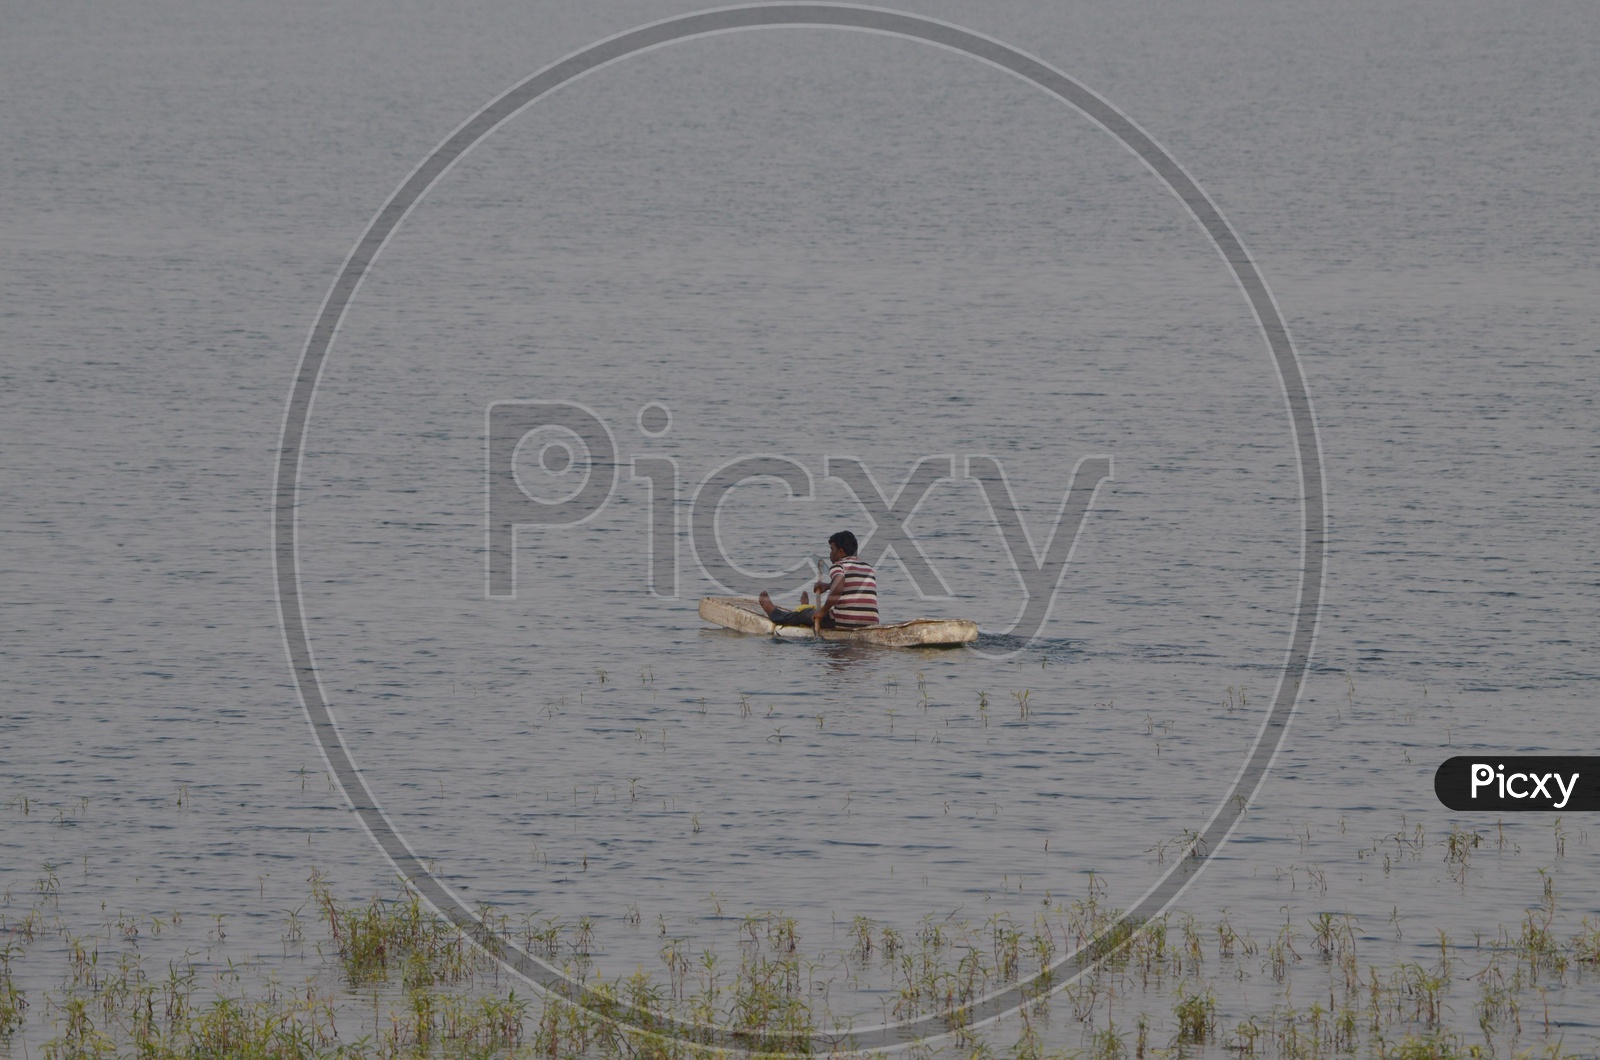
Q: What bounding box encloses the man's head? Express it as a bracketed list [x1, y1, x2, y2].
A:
[828, 530, 858, 559]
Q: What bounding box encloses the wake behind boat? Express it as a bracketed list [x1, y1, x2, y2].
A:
[698, 596, 978, 648]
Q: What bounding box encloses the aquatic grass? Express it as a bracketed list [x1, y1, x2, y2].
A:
[1568, 915, 1600, 965]
[32, 940, 352, 1060]
[1085, 1019, 1127, 1060]
[1473, 955, 1520, 1038]
[847, 917, 875, 962]
[177, 993, 344, 1060]
[1443, 825, 1485, 889]
[1267, 923, 1303, 982]
[1396, 962, 1451, 1026]
[40, 994, 117, 1059]
[1310, 912, 1357, 962]
[988, 916, 1021, 981]
[310, 874, 474, 990]
[1215, 909, 1246, 961]
[1171, 979, 1218, 1045]
[1370, 1028, 1470, 1059]
[0, 943, 25, 1038]
[1513, 905, 1566, 977]
[11, 844, 1600, 1059]
[35, 863, 62, 907]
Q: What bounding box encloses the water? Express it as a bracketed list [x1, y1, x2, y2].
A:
[3, 0, 1597, 1052]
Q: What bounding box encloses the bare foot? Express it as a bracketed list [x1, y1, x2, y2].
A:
[757, 590, 776, 616]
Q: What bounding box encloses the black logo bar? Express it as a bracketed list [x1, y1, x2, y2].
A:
[1435, 756, 1600, 811]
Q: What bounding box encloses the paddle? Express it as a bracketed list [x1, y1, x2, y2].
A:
[813, 554, 829, 635]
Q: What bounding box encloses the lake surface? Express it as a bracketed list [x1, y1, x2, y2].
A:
[2, 0, 1597, 1052]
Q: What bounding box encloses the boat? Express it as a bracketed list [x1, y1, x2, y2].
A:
[698, 596, 979, 648]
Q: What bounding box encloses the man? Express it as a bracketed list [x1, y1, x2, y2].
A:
[758, 531, 879, 630]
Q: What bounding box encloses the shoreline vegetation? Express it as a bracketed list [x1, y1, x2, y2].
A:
[2, 674, 1591, 1058]
[3, 841, 1596, 1060]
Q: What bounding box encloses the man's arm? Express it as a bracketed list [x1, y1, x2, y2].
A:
[813, 572, 846, 629]
[817, 573, 846, 618]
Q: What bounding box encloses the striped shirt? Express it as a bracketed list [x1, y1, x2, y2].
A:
[828, 555, 879, 627]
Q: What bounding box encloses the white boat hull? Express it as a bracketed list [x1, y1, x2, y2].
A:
[698, 597, 978, 648]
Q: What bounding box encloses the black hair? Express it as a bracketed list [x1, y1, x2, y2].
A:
[828, 530, 858, 556]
